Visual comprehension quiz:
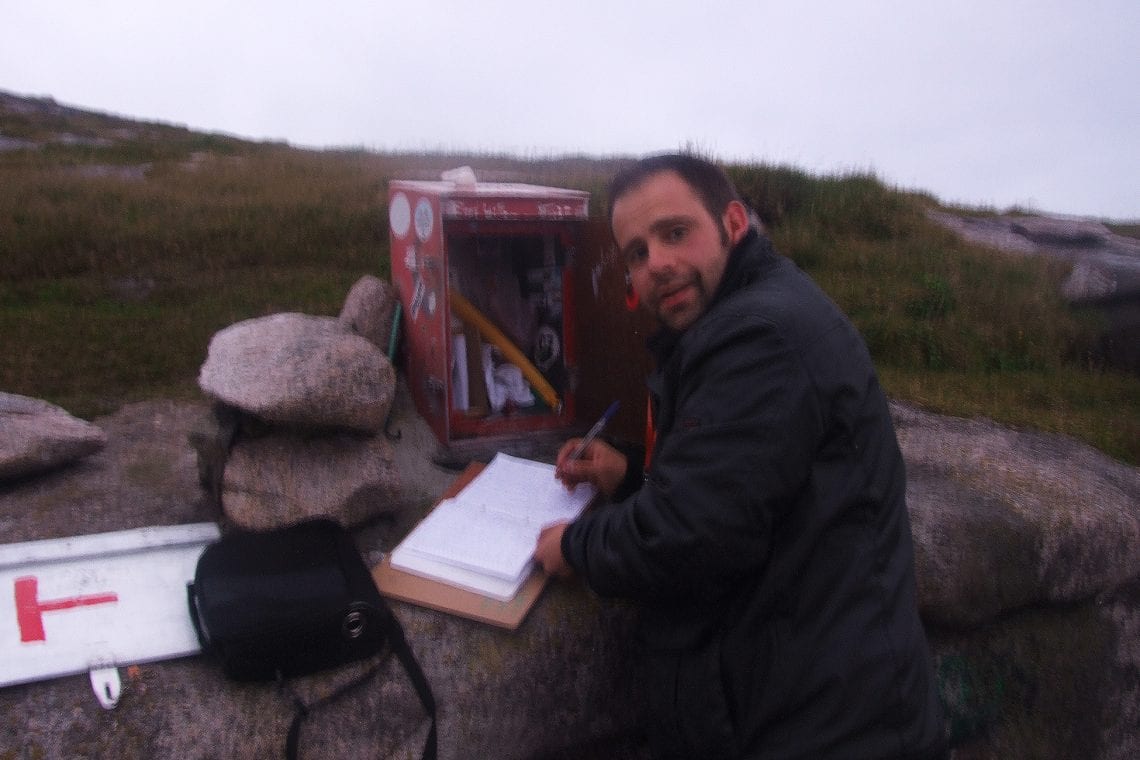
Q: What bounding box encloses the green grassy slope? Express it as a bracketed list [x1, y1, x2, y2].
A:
[1, 93, 1136, 463]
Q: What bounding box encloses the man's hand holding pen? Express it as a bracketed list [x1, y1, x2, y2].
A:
[540, 402, 627, 578]
[540, 438, 628, 578]
[554, 438, 628, 499]
[554, 400, 624, 496]
[539, 440, 628, 577]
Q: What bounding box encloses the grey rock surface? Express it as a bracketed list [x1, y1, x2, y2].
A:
[221, 427, 402, 530]
[0, 399, 216, 542]
[928, 577, 1140, 759]
[895, 401, 1140, 626]
[0, 392, 107, 481]
[0, 382, 643, 759]
[197, 313, 396, 433]
[1007, 215, 1111, 247]
[1061, 260, 1120, 302]
[1, 386, 1138, 758]
[897, 400, 1139, 758]
[340, 274, 400, 352]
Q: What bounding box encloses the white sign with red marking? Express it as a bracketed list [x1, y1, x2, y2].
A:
[1, 523, 220, 690]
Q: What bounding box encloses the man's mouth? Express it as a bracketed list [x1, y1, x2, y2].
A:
[658, 283, 692, 311]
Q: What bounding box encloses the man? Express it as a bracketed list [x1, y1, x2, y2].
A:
[534, 155, 945, 758]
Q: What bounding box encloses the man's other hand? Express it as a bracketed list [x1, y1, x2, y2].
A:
[534, 522, 574, 579]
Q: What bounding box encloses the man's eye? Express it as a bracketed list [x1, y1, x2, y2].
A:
[665, 226, 687, 243]
[625, 245, 648, 266]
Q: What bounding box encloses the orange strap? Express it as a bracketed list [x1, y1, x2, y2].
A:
[644, 395, 656, 469]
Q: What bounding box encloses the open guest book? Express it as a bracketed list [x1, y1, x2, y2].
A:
[383, 453, 596, 619]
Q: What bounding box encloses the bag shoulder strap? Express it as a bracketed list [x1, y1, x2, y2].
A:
[385, 613, 438, 760]
[282, 607, 437, 760]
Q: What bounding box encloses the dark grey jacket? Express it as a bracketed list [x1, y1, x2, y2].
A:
[562, 230, 945, 758]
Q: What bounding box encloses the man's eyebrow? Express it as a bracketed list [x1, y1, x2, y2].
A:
[647, 215, 696, 234]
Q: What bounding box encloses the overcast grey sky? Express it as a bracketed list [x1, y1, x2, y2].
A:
[3, 0, 1137, 219]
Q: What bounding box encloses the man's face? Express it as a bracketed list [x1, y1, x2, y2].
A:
[612, 170, 741, 332]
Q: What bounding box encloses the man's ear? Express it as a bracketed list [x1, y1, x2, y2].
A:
[722, 200, 750, 245]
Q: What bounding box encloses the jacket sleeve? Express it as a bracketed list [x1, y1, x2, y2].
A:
[562, 309, 825, 602]
[610, 438, 646, 502]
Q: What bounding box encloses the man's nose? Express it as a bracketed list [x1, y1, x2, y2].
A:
[644, 241, 675, 273]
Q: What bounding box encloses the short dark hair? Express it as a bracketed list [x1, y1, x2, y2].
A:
[607, 154, 742, 224]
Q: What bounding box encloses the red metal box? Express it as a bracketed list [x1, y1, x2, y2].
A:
[388, 177, 591, 450]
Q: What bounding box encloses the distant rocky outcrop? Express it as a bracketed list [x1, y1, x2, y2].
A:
[926, 210, 1140, 304]
[926, 210, 1140, 372]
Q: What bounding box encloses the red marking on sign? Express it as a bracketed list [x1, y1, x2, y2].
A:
[14, 576, 119, 643]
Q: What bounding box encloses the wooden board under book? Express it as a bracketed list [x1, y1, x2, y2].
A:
[372, 462, 549, 630]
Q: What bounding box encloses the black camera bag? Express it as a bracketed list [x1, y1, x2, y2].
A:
[188, 518, 436, 759]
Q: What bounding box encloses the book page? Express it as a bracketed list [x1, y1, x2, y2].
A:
[456, 453, 595, 525]
[394, 498, 535, 581]
[389, 453, 596, 595]
[388, 544, 524, 602]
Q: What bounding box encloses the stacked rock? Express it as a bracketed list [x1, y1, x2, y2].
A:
[194, 275, 403, 530]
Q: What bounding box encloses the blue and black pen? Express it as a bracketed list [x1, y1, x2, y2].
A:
[564, 400, 620, 464]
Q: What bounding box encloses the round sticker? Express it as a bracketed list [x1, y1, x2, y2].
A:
[414, 198, 434, 241]
[389, 192, 411, 238]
